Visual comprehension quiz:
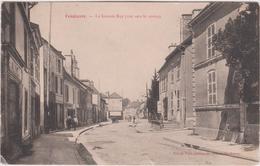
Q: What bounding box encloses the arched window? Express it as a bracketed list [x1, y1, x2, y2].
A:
[208, 70, 217, 105]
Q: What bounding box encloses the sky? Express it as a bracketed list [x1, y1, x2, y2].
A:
[31, 2, 208, 101]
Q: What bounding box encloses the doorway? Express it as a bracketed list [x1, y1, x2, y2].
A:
[7, 80, 21, 147]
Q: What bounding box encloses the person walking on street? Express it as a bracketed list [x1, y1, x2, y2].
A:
[73, 115, 78, 130]
[66, 115, 72, 129]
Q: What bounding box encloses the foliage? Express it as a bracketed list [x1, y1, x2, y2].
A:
[122, 98, 131, 108]
[213, 3, 259, 102]
[147, 69, 160, 120]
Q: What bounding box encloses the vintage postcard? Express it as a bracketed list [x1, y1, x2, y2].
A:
[1, 1, 259, 165]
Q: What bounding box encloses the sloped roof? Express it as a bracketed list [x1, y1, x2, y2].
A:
[158, 35, 192, 73]
[109, 92, 122, 99]
[101, 93, 108, 98]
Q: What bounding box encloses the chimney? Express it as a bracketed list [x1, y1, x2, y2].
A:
[180, 14, 192, 42]
[192, 9, 202, 19]
[80, 79, 91, 86]
[90, 81, 94, 87]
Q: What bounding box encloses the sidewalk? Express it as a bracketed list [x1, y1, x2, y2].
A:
[135, 119, 259, 162]
[15, 134, 86, 164]
[15, 121, 111, 165]
[54, 121, 112, 142]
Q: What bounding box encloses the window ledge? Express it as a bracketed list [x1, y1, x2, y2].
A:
[195, 104, 240, 112]
[194, 55, 224, 70]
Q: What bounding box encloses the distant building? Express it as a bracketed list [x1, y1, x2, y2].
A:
[104, 92, 123, 120]
[78, 82, 93, 126]
[64, 70, 80, 127]
[100, 96, 108, 122]
[124, 101, 143, 120]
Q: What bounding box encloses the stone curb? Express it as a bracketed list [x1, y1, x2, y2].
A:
[163, 137, 259, 163]
[75, 121, 112, 165]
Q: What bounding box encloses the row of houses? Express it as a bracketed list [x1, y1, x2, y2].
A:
[0, 2, 123, 162]
[157, 2, 259, 144]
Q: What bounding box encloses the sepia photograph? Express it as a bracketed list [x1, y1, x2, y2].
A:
[0, 1, 259, 165]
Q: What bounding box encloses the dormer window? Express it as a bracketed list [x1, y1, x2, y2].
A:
[207, 23, 216, 59]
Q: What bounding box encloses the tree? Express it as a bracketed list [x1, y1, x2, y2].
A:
[213, 3, 259, 103]
[122, 98, 130, 109]
[213, 3, 259, 140]
[147, 69, 159, 120]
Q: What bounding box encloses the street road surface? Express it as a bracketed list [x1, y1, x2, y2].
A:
[78, 121, 257, 165]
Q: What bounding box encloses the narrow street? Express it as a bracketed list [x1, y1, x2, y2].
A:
[1, 2, 259, 165]
[78, 121, 257, 165]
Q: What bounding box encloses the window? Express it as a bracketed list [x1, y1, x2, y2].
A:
[171, 69, 174, 84]
[208, 70, 217, 105]
[177, 65, 180, 81]
[44, 69, 47, 91]
[171, 92, 173, 108]
[78, 91, 80, 105]
[162, 78, 164, 92]
[58, 59, 61, 73]
[159, 80, 162, 93]
[55, 76, 58, 93]
[163, 78, 165, 92]
[60, 78, 63, 95]
[51, 73, 54, 91]
[65, 85, 69, 102]
[177, 90, 180, 111]
[15, 4, 26, 64]
[24, 90, 28, 132]
[165, 77, 168, 91]
[73, 88, 75, 103]
[207, 23, 216, 59]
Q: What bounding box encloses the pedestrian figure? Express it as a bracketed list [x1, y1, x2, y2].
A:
[66, 115, 72, 129]
[133, 116, 136, 124]
[73, 115, 78, 130]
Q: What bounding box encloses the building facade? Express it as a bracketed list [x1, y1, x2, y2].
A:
[41, 38, 65, 131]
[189, 2, 243, 139]
[158, 12, 198, 127]
[64, 70, 80, 127]
[105, 92, 123, 120]
[1, 2, 42, 161]
[78, 82, 93, 126]
[29, 22, 42, 138]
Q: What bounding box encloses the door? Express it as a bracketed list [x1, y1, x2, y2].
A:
[163, 97, 168, 120]
[7, 81, 21, 144]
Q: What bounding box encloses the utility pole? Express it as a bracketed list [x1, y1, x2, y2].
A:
[46, 2, 52, 133]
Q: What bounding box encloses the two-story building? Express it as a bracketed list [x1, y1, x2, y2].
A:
[158, 11, 199, 127]
[189, 2, 243, 140]
[41, 38, 65, 131]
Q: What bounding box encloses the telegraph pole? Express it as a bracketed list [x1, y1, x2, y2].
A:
[46, 2, 52, 133]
